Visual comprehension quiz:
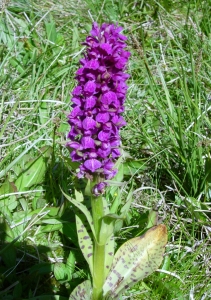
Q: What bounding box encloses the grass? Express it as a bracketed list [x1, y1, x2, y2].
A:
[0, 0, 211, 299]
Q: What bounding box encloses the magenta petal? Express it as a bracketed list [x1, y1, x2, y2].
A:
[103, 122, 112, 130]
[89, 152, 97, 158]
[76, 67, 84, 75]
[115, 58, 127, 69]
[81, 136, 95, 149]
[104, 159, 114, 170]
[101, 91, 117, 105]
[85, 59, 99, 70]
[92, 182, 108, 196]
[84, 81, 96, 95]
[97, 147, 111, 158]
[72, 86, 82, 96]
[72, 97, 81, 106]
[70, 106, 81, 118]
[68, 142, 82, 150]
[84, 96, 97, 109]
[112, 115, 126, 127]
[112, 148, 121, 158]
[96, 112, 110, 123]
[100, 43, 112, 55]
[105, 169, 118, 179]
[98, 130, 110, 141]
[71, 150, 83, 162]
[82, 117, 96, 130]
[110, 138, 120, 147]
[84, 159, 102, 172]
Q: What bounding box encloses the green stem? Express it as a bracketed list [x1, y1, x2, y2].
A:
[91, 191, 106, 300]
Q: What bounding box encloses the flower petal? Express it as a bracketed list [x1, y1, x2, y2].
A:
[84, 96, 97, 109]
[96, 112, 110, 123]
[98, 130, 110, 141]
[72, 86, 82, 96]
[84, 159, 102, 172]
[84, 81, 96, 95]
[85, 59, 99, 70]
[82, 117, 96, 130]
[100, 43, 112, 55]
[101, 91, 117, 105]
[81, 136, 95, 149]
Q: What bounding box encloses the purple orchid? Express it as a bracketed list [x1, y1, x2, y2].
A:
[67, 22, 130, 187]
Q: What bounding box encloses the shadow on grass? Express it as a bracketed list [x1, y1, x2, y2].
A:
[0, 159, 88, 300]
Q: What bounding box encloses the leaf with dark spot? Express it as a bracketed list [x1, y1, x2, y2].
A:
[103, 224, 168, 299]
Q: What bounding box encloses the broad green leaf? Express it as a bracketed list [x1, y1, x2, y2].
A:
[45, 20, 57, 43]
[41, 218, 62, 225]
[146, 209, 158, 228]
[159, 255, 170, 278]
[19, 197, 28, 211]
[75, 189, 84, 202]
[63, 191, 96, 240]
[15, 146, 52, 191]
[0, 180, 17, 213]
[39, 223, 62, 233]
[54, 259, 74, 283]
[103, 224, 168, 299]
[60, 222, 78, 245]
[69, 280, 92, 300]
[0, 195, 17, 212]
[54, 263, 68, 281]
[0, 180, 17, 197]
[123, 159, 146, 176]
[66, 251, 75, 275]
[75, 214, 94, 276]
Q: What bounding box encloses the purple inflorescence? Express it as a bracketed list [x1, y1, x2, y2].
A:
[67, 22, 130, 183]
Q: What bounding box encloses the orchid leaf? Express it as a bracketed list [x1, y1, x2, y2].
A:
[75, 214, 94, 276]
[62, 191, 96, 240]
[98, 198, 115, 278]
[103, 224, 168, 299]
[104, 234, 115, 280]
[69, 280, 92, 300]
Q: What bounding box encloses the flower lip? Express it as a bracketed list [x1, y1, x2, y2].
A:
[84, 159, 102, 172]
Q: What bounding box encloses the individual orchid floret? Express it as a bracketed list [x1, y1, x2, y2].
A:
[67, 22, 130, 185]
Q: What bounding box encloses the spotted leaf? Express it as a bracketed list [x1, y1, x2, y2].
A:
[76, 214, 94, 276]
[69, 280, 92, 299]
[103, 224, 168, 299]
[62, 191, 96, 239]
[104, 234, 115, 280]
